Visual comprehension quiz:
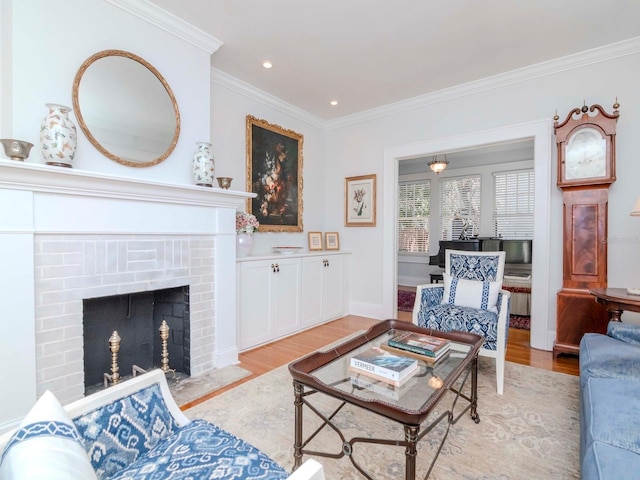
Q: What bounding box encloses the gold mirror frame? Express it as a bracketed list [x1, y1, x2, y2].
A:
[72, 49, 180, 168]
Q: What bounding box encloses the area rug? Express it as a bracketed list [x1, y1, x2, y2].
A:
[398, 289, 531, 330]
[185, 357, 580, 479]
[398, 289, 416, 312]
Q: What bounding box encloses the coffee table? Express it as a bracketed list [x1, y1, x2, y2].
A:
[288, 319, 484, 480]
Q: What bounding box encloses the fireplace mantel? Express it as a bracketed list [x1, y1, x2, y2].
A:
[0, 159, 252, 207]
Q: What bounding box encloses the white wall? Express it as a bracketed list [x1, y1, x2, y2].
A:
[324, 51, 640, 343]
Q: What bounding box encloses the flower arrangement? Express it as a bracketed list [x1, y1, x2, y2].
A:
[236, 211, 259, 234]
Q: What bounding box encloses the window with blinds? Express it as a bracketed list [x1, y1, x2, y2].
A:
[493, 169, 534, 239]
[440, 175, 481, 240]
[398, 180, 430, 253]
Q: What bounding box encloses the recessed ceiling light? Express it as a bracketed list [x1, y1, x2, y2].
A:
[262, 61, 273, 69]
[330, 100, 338, 106]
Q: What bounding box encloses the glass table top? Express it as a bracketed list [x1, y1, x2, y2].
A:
[304, 325, 476, 413]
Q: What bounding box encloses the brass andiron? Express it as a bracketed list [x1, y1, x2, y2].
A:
[103, 331, 121, 387]
[159, 320, 176, 378]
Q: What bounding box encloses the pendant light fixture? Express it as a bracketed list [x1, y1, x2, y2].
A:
[428, 153, 449, 174]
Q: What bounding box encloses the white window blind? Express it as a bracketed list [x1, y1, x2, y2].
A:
[493, 169, 534, 239]
[440, 175, 481, 240]
[398, 180, 430, 253]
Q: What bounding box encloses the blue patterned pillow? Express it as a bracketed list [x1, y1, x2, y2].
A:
[109, 419, 289, 480]
[441, 272, 502, 313]
[449, 252, 502, 281]
[73, 384, 180, 479]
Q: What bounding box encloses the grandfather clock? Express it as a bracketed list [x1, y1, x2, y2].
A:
[553, 100, 619, 357]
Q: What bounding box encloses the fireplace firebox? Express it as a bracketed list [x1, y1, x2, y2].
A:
[83, 286, 190, 392]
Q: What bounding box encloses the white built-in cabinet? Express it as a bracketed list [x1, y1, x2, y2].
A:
[300, 255, 344, 329]
[237, 251, 349, 351]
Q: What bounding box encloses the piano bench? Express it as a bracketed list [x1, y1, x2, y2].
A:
[429, 269, 444, 283]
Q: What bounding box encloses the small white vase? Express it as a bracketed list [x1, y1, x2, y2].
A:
[237, 232, 253, 257]
[40, 103, 77, 168]
[192, 142, 215, 187]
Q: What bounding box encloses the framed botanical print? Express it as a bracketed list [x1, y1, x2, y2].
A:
[246, 115, 304, 232]
[308, 232, 323, 251]
[345, 174, 376, 227]
[325, 232, 340, 250]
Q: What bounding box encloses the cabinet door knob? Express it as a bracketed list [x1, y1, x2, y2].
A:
[271, 263, 276, 273]
[276, 263, 280, 273]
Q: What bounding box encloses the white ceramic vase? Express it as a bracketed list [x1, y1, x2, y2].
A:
[192, 142, 215, 187]
[40, 103, 77, 167]
[236, 232, 253, 257]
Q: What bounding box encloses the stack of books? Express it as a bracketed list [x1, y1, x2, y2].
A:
[349, 374, 416, 400]
[380, 330, 451, 365]
[349, 347, 419, 387]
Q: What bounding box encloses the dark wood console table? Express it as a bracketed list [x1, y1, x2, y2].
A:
[589, 288, 640, 321]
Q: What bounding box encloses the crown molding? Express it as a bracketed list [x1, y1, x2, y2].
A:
[104, 0, 223, 54]
[213, 36, 640, 131]
[211, 68, 326, 129]
[325, 36, 640, 130]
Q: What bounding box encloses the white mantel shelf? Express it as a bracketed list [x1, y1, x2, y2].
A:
[0, 159, 253, 207]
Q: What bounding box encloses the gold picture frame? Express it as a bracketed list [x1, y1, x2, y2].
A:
[246, 115, 304, 232]
[308, 232, 323, 251]
[345, 174, 376, 227]
[325, 232, 340, 250]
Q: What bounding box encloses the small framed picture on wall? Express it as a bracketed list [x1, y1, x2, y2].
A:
[325, 232, 340, 250]
[308, 231, 323, 251]
[345, 174, 376, 227]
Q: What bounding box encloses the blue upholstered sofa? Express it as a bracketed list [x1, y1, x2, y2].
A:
[0, 369, 323, 480]
[579, 321, 640, 479]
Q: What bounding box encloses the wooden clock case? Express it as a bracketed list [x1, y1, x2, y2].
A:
[553, 102, 619, 357]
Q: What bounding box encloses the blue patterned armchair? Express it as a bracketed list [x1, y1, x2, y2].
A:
[412, 249, 510, 395]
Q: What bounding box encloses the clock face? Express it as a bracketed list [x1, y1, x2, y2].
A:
[564, 127, 606, 180]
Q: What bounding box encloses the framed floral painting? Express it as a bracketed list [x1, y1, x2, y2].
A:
[345, 174, 376, 227]
[246, 115, 304, 232]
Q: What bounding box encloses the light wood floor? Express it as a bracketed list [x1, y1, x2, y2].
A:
[181, 313, 579, 410]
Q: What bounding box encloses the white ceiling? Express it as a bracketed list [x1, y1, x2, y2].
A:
[149, 0, 640, 121]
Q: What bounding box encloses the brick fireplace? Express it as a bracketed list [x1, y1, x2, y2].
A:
[35, 235, 204, 396]
[0, 161, 250, 422]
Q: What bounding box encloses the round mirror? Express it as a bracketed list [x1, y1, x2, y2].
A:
[72, 50, 180, 168]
